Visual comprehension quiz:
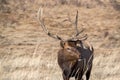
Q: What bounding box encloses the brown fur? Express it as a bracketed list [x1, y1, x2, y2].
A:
[57, 40, 94, 80]
[38, 7, 94, 80]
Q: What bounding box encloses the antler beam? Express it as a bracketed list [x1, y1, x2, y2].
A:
[37, 7, 62, 40]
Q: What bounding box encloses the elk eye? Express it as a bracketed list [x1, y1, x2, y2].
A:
[66, 48, 71, 51]
[67, 48, 70, 50]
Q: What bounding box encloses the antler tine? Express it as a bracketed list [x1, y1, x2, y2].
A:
[75, 10, 79, 36]
[37, 7, 48, 33]
[75, 10, 83, 36]
[74, 10, 87, 37]
[37, 7, 62, 40]
[78, 34, 88, 41]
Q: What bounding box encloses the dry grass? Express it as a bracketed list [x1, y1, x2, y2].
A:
[0, 0, 120, 80]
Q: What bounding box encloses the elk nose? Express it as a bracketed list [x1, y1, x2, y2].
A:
[76, 50, 80, 57]
[73, 48, 80, 57]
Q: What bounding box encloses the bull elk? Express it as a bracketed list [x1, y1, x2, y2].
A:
[37, 8, 94, 80]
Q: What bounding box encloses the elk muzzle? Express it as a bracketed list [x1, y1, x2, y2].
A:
[63, 47, 80, 61]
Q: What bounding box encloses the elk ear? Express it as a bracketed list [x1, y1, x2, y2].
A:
[60, 41, 65, 48]
[76, 40, 81, 44]
[76, 40, 83, 47]
[76, 40, 81, 46]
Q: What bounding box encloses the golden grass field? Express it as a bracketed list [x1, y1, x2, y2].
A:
[0, 0, 120, 80]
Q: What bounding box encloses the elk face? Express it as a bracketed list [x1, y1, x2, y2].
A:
[60, 40, 80, 61]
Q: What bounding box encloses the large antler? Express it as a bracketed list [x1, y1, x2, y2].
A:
[74, 10, 88, 40]
[37, 7, 62, 40]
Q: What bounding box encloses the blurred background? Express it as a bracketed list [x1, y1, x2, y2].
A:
[0, 0, 120, 80]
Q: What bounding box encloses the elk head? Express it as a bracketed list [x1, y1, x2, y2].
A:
[37, 7, 87, 60]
